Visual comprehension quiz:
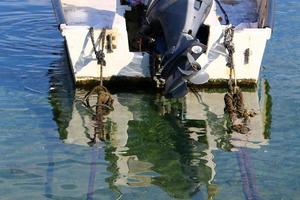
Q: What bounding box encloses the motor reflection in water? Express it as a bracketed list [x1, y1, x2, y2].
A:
[49, 62, 272, 199]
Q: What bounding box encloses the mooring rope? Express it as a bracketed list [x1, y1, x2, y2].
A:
[89, 27, 106, 86]
[89, 27, 106, 66]
[221, 25, 262, 200]
[223, 26, 256, 134]
[74, 27, 115, 144]
[87, 27, 114, 112]
[84, 85, 114, 113]
[74, 85, 114, 144]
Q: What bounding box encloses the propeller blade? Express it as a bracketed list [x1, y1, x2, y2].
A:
[188, 71, 209, 85]
[187, 52, 202, 71]
[187, 52, 195, 64]
[164, 70, 188, 98]
[178, 66, 193, 76]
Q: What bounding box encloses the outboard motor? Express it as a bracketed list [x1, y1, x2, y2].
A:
[140, 0, 213, 98]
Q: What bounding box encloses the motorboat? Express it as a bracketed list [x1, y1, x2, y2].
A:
[51, 0, 274, 98]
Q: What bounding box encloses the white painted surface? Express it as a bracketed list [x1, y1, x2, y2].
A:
[200, 26, 271, 80]
[60, 0, 150, 81]
[61, 0, 131, 28]
[62, 28, 150, 80]
[199, 0, 272, 81]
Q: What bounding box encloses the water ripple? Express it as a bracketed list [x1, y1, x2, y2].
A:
[0, 0, 299, 199]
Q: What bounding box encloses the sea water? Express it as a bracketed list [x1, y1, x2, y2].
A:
[0, 0, 299, 199]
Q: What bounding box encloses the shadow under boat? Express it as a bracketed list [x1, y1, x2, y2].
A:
[48, 60, 272, 198]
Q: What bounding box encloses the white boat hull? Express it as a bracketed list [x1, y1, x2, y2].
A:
[52, 0, 273, 85]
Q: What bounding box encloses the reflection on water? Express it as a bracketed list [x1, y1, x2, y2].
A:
[2, 0, 300, 199]
[49, 63, 272, 199]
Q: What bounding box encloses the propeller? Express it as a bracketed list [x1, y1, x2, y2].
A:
[163, 34, 228, 98]
[178, 51, 210, 85]
[164, 70, 188, 98]
[188, 71, 209, 84]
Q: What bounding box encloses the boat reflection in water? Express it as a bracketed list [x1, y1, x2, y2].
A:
[49, 64, 272, 199]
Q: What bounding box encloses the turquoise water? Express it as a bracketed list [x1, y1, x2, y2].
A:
[0, 0, 299, 199]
